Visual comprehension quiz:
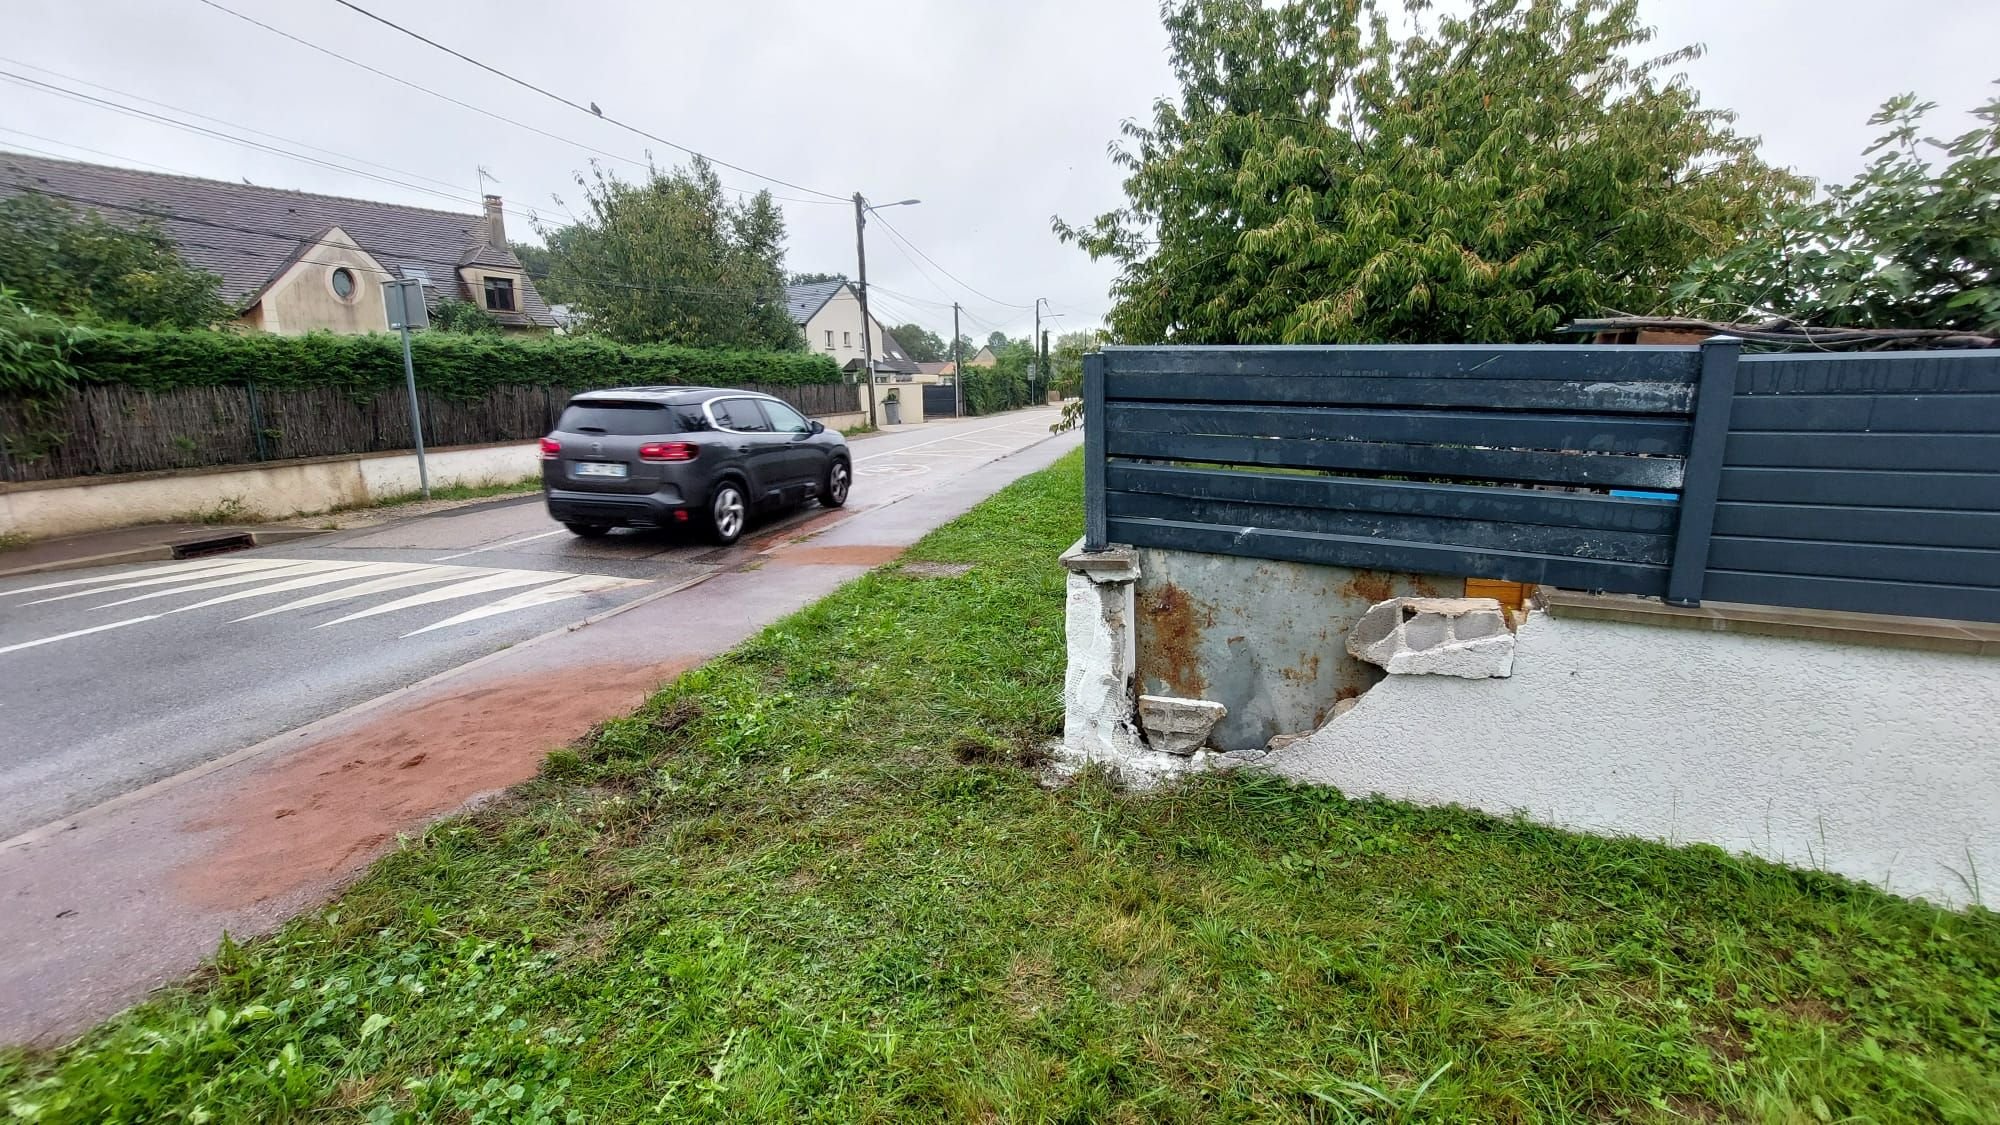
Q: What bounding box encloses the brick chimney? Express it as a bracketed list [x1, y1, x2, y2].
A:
[482, 194, 506, 247]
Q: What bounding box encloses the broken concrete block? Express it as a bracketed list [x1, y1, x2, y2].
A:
[1347, 596, 1516, 679]
[1332, 696, 1359, 718]
[1136, 694, 1227, 755]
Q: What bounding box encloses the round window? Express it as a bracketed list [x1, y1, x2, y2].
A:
[330, 267, 355, 298]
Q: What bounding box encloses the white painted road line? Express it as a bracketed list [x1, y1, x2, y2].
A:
[854, 418, 1042, 462]
[0, 557, 653, 654]
[0, 615, 162, 656]
[431, 527, 567, 562]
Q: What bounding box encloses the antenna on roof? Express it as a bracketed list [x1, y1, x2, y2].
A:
[476, 165, 499, 193]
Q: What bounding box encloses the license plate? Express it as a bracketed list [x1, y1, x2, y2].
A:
[573, 462, 628, 479]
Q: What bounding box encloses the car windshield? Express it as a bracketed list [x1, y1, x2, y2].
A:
[556, 402, 676, 436]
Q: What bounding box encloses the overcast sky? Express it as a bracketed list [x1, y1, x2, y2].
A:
[7, 0, 1997, 341]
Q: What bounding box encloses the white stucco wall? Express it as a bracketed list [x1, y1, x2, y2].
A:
[1, 443, 539, 539]
[802, 285, 898, 369]
[1267, 611, 2000, 907]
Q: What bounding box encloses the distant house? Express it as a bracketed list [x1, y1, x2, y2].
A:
[784, 278, 921, 383]
[916, 360, 956, 385]
[965, 345, 999, 368]
[0, 152, 559, 334]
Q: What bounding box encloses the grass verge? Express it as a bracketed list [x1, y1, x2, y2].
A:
[4, 451, 1997, 1123]
[359, 476, 542, 510]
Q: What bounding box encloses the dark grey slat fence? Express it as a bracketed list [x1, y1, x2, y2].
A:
[1082, 343, 2000, 624]
[0, 381, 857, 483]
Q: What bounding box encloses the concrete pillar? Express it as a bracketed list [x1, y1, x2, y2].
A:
[1059, 540, 1146, 762]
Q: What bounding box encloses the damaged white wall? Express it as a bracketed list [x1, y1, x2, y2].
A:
[1267, 611, 2000, 907]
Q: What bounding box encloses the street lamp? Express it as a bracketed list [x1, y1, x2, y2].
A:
[852, 194, 921, 428]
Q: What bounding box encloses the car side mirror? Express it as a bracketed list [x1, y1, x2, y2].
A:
[808, 419, 826, 434]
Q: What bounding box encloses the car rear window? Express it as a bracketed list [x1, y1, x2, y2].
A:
[556, 401, 677, 436]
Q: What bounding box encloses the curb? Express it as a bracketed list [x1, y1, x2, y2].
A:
[0, 527, 333, 580]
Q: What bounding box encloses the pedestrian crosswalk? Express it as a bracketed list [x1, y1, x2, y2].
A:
[0, 557, 647, 655]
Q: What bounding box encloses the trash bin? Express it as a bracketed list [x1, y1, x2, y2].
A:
[884, 398, 902, 425]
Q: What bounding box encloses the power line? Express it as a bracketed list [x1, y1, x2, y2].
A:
[187, 0, 838, 208]
[0, 179, 793, 302]
[0, 55, 478, 200]
[0, 70, 522, 220]
[869, 210, 1033, 309]
[324, 0, 848, 203]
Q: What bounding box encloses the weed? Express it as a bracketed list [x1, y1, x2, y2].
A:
[0, 530, 28, 553]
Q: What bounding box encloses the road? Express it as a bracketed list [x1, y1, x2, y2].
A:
[0, 406, 1079, 1042]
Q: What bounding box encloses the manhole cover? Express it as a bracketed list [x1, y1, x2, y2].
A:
[171, 532, 256, 559]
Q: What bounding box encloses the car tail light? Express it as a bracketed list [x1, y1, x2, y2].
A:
[639, 441, 699, 462]
[538, 437, 562, 460]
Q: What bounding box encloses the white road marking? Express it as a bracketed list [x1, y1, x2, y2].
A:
[164, 562, 413, 615]
[0, 556, 653, 655]
[86, 561, 363, 610]
[313, 570, 566, 628]
[431, 527, 567, 562]
[19, 559, 310, 604]
[0, 614, 161, 655]
[400, 572, 647, 637]
[0, 558, 253, 597]
[854, 418, 1040, 462]
[233, 566, 489, 621]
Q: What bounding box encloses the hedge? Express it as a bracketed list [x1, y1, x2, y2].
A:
[960, 364, 1035, 415]
[6, 324, 842, 398]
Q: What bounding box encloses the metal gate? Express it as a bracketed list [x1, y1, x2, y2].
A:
[922, 384, 959, 418]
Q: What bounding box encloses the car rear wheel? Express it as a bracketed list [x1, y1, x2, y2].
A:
[821, 457, 851, 509]
[706, 482, 747, 545]
[564, 522, 611, 538]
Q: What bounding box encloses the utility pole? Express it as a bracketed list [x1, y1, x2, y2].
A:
[1041, 328, 1051, 406]
[1032, 298, 1041, 404]
[852, 192, 877, 430]
[952, 302, 964, 418]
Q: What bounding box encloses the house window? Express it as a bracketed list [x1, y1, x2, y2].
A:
[483, 276, 516, 312]
[825, 330, 834, 348]
[329, 267, 355, 299]
[843, 331, 852, 347]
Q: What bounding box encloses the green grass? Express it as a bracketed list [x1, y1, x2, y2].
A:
[4, 451, 1997, 1123]
[0, 530, 29, 553]
[362, 476, 541, 509]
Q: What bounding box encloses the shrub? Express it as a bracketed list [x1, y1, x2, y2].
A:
[2, 323, 842, 398]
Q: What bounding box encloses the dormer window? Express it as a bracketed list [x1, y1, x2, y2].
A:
[484, 276, 516, 312]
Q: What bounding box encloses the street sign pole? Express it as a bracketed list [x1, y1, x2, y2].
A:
[385, 278, 431, 499]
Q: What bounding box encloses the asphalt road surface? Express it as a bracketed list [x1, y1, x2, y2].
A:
[0, 407, 1070, 841]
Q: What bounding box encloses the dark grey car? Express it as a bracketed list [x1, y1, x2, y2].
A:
[541, 386, 850, 545]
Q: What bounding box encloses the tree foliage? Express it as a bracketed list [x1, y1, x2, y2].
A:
[534, 159, 801, 350]
[1679, 89, 2000, 335]
[1056, 0, 1802, 344]
[787, 271, 848, 286]
[885, 322, 946, 363]
[0, 194, 228, 329]
[430, 299, 502, 335]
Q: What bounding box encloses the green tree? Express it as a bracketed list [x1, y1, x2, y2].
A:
[1680, 89, 2000, 335]
[430, 299, 502, 334]
[1056, 0, 1802, 345]
[885, 322, 946, 362]
[536, 158, 801, 350]
[508, 239, 571, 305]
[0, 194, 227, 329]
[985, 330, 1010, 351]
[787, 271, 847, 286]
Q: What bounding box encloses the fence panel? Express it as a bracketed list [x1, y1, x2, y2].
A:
[0, 379, 853, 484]
[1086, 343, 2000, 623]
[1092, 344, 1703, 597]
[1702, 351, 2000, 620]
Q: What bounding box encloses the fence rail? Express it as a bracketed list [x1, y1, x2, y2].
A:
[0, 381, 857, 483]
[1083, 342, 2000, 624]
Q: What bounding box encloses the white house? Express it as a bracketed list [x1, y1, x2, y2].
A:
[785, 279, 922, 383]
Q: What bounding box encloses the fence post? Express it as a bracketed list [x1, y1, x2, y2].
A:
[1665, 336, 1741, 607]
[244, 382, 269, 462]
[1083, 351, 1108, 550]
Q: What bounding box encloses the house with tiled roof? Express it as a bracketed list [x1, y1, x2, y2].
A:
[0, 152, 558, 334]
[783, 278, 920, 382]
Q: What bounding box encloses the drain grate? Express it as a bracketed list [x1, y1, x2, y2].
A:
[171, 532, 256, 560]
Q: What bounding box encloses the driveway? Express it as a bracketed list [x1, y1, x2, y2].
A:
[0, 406, 1078, 1043]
